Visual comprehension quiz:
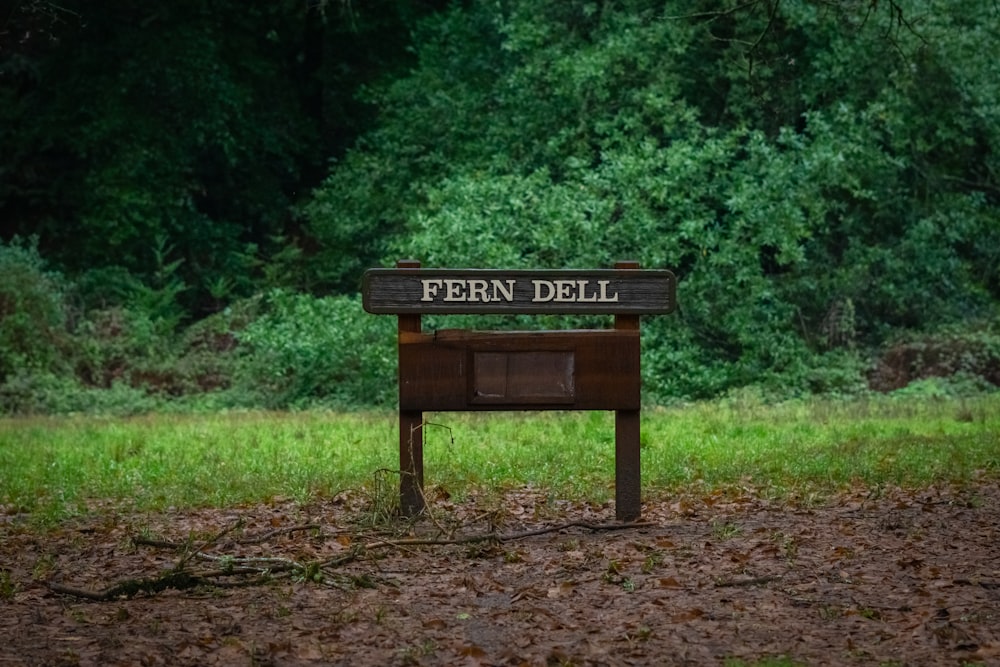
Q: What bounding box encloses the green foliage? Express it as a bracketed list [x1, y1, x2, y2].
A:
[871, 321, 1000, 395]
[3, 1, 1000, 411]
[0, 237, 182, 414]
[304, 3, 511, 290]
[0, 238, 68, 381]
[0, 245, 258, 415]
[69, 308, 158, 385]
[890, 373, 995, 399]
[69, 237, 189, 337]
[0, 371, 163, 417]
[2, 4, 303, 306]
[58, 297, 270, 414]
[1, 0, 441, 309]
[237, 291, 396, 409]
[308, 0, 1000, 401]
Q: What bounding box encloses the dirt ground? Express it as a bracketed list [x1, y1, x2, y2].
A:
[2, 482, 999, 667]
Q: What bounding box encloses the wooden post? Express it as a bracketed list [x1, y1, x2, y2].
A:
[614, 260, 642, 522]
[396, 259, 424, 516]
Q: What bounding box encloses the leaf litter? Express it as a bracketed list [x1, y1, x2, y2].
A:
[1, 483, 999, 666]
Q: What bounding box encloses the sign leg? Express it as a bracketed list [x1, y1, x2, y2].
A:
[395, 261, 425, 517]
[615, 408, 641, 522]
[400, 410, 424, 516]
[613, 260, 642, 522]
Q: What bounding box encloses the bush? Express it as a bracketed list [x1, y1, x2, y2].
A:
[888, 373, 997, 400]
[236, 290, 396, 409]
[870, 323, 1000, 393]
[0, 371, 162, 416]
[0, 238, 70, 382]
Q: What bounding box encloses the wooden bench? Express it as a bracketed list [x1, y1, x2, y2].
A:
[362, 260, 676, 521]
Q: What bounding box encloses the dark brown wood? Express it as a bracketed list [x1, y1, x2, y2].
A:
[399, 410, 424, 516]
[615, 409, 641, 522]
[398, 330, 640, 412]
[613, 261, 643, 522]
[396, 260, 425, 515]
[472, 351, 575, 404]
[362, 268, 676, 315]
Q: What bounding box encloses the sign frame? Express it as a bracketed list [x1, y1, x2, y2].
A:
[364, 260, 676, 522]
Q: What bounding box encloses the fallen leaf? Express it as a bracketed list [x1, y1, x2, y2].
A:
[460, 644, 486, 658]
[671, 608, 706, 623]
[547, 581, 575, 598]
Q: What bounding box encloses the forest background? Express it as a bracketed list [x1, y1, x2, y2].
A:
[1, 0, 999, 415]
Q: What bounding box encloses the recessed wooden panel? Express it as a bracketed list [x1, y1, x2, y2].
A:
[398, 329, 639, 411]
[472, 351, 575, 404]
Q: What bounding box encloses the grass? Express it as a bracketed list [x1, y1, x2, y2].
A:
[0, 411, 400, 521]
[1, 395, 998, 523]
[642, 394, 1000, 496]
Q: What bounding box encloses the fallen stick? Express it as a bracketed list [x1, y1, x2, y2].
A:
[49, 520, 655, 600]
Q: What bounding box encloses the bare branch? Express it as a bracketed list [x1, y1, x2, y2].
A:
[49, 519, 655, 601]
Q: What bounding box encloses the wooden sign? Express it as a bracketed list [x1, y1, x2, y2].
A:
[362, 268, 676, 315]
[365, 260, 677, 523]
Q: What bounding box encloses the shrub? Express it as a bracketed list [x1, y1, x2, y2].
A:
[0, 371, 162, 416]
[237, 290, 396, 408]
[870, 323, 1000, 393]
[0, 238, 70, 382]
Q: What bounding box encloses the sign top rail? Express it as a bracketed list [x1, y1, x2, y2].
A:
[362, 267, 677, 315]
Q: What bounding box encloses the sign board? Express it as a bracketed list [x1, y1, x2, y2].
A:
[362, 268, 676, 315]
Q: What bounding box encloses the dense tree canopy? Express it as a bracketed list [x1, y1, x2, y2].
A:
[307, 0, 999, 398]
[2, 0, 443, 311]
[1, 0, 998, 410]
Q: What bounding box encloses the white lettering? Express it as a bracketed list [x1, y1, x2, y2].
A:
[421, 279, 443, 302]
[554, 279, 575, 302]
[598, 280, 619, 302]
[467, 279, 489, 302]
[532, 280, 555, 302]
[444, 279, 466, 301]
[576, 280, 598, 302]
[421, 276, 618, 305]
[491, 279, 515, 302]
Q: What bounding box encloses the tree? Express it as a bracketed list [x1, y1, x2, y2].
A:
[1, 0, 445, 315]
[308, 0, 1000, 399]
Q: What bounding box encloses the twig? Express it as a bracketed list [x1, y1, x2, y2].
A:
[319, 546, 366, 569]
[954, 578, 1000, 590]
[176, 519, 243, 570]
[195, 553, 303, 571]
[350, 520, 656, 551]
[46, 563, 295, 601]
[133, 523, 322, 550]
[47, 570, 209, 601]
[132, 536, 179, 549]
[714, 575, 781, 588]
[50, 518, 655, 601]
[499, 520, 656, 541]
[233, 523, 321, 545]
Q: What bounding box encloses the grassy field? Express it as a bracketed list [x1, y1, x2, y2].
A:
[1, 395, 998, 523]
